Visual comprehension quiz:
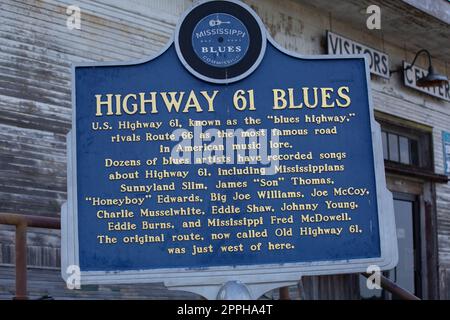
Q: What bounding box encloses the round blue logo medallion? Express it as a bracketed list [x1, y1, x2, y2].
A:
[191, 13, 250, 68]
[175, 0, 266, 83]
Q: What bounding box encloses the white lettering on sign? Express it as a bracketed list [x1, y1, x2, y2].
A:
[327, 31, 389, 78]
[403, 61, 450, 102]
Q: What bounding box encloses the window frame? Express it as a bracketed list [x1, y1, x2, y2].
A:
[375, 113, 434, 171]
[381, 130, 418, 166]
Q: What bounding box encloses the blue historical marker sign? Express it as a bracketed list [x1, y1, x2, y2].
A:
[62, 0, 397, 299]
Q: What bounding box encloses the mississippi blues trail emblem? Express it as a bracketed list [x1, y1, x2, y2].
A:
[192, 13, 250, 68]
[175, 0, 266, 83]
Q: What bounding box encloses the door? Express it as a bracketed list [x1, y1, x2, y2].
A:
[359, 192, 421, 299]
[389, 193, 421, 298]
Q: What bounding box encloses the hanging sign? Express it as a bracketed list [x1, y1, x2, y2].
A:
[327, 31, 389, 79]
[403, 61, 450, 101]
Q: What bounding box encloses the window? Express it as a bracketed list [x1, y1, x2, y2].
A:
[381, 130, 419, 166]
[376, 112, 433, 171]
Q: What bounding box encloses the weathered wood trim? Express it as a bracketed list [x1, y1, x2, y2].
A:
[385, 161, 449, 183]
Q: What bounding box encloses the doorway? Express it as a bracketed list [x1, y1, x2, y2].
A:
[359, 192, 422, 299]
[388, 192, 422, 298]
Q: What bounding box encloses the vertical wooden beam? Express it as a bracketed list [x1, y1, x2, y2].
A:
[14, 222, 28, 300]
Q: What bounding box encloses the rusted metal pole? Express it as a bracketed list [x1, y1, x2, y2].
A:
[0, 213, 60, 300]
[361, 272, 421, 300]
[279, 286, 290, 300]
[0, 213, 60, 229]
[14, 222, 28, 300]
